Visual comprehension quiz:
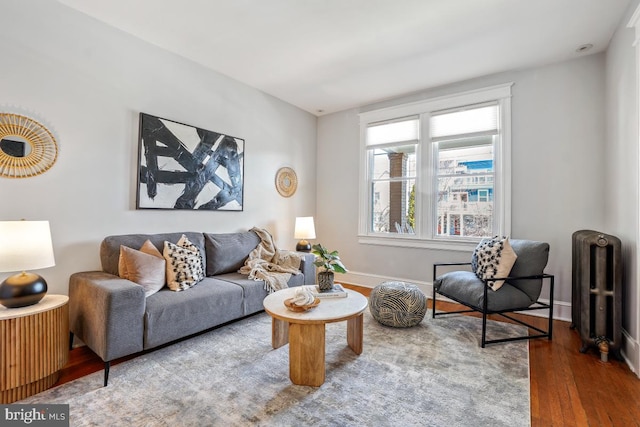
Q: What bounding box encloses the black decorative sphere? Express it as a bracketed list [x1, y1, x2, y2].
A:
[0, 272, 48, 308]
[296, 240, 312, 252]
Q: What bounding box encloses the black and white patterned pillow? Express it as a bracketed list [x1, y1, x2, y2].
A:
[470, 237, 490, 273]
[472, 236, 517, 291]
[163, 235, 204, 291]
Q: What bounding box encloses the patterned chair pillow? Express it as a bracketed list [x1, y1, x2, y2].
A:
[163, 235, 205, 291]
[472, 236, 518, 291]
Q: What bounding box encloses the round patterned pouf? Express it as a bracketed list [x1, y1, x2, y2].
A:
[369, 281, 427, 327]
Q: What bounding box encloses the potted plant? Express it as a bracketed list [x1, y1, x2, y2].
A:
[311, 244, 348, 290]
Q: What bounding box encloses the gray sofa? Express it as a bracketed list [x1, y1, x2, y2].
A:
[69, 230, 315, 386]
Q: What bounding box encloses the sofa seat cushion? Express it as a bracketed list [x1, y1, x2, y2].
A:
[434, 271, 532, 312]
[214, 273, 268, 315]
[143, 278, 244, 349]
[216, 272, 306, 315]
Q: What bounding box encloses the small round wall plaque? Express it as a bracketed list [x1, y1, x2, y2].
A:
[275, 167, 297, 197]
[0, 113, 58, 178]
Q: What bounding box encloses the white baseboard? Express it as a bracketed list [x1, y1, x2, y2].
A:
[622, 329, 640, 376]
[341, 271, 572, 322]
[340, 271, 433, 298]
[550, 299, 572, 323]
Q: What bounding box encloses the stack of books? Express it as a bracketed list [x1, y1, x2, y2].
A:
[310, 283, 348, 298]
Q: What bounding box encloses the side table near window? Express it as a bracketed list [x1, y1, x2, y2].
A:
[0, 294, 69, 403]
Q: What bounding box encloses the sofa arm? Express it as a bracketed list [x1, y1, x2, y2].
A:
[297, 252, 317, 286]
[69, 271, 145, 362]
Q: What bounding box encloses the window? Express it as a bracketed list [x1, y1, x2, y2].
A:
[434, 104, 498, 238]
[366, 117, 418, 234]
[359, 84, 512, 249]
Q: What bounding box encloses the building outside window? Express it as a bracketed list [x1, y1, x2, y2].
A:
[359, 84, 512, 249]
[367, 117, 418, 234]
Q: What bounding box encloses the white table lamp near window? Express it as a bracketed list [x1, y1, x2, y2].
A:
[294, 216, 316, 252]
[0, 220, 55, 308]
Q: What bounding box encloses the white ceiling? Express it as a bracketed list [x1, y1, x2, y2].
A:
[57, 0, 632, 115]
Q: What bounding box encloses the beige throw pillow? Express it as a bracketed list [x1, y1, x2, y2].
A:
[473, 236, 518, 291]
[118, 240, 166, 297]
[163, 235, 204, 291]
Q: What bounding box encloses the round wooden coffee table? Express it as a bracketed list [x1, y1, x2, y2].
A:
[263, 287, 368, 387]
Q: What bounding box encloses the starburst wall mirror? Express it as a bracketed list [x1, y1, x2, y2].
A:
[0, 113, 58, 178]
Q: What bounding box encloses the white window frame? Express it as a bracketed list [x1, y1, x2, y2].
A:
[358, 83, 512, 251]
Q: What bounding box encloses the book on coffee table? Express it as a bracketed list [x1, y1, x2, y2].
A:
[311, 283, 348, 298]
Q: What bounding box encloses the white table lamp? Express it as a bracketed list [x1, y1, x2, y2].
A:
[0, 220, 55, 308]
[294, 216, 316, 252]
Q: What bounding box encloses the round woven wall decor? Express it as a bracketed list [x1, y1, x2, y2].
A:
[275, 167, 297, 197]
[0, 113, 58, 178]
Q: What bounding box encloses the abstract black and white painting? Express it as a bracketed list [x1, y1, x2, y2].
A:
[136, 113, 244, 211]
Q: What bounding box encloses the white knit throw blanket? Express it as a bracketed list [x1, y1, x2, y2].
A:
[238, 227, 303, 293]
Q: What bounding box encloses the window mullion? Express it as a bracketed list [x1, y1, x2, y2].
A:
[421, 112, 432, 240]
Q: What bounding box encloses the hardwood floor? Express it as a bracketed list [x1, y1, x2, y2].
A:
[57, 284, 640, 426]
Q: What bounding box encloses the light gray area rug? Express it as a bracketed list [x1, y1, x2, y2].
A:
[21, 310, 530, 426]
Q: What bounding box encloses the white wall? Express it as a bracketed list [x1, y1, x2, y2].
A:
[317, 53, 608, 322]
[0, 0, 317, 295]
[605, 0, 640, 373]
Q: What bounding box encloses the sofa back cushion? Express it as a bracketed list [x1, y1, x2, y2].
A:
[101, 232, 205, 276]
[204, 231, 260, 276]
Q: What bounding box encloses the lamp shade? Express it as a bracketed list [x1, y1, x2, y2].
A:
[0, 221, 55, 273]
[294, 217, 316, 240]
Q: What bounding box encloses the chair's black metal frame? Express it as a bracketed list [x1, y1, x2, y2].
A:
[432, 262, 555, 347]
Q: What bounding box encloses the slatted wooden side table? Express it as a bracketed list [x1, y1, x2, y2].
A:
[0, 294, 69, 403]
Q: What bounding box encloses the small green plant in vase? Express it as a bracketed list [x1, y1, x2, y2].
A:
[311, 244, 348, 291]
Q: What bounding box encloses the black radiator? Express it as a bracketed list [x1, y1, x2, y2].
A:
[571, 230, 622, 361]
